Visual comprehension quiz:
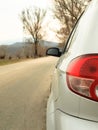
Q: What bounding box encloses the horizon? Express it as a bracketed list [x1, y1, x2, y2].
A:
[0, 38, 59, 46]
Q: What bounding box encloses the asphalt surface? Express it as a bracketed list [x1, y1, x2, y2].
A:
[0, 57, 57, 130]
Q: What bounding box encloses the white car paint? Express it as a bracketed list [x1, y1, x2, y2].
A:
[47, 0, 98, 129]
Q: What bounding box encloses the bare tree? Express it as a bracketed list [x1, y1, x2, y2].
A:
[20, 7, 46, 57]
[53, 0, 91, 43]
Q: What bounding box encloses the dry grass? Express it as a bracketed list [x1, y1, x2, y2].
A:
[0, 59, 29, 66]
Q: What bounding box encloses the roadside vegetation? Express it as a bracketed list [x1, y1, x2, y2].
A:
[0, 43, 48, 66]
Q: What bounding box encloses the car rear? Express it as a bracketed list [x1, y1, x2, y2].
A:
[47, 0, 98, 129]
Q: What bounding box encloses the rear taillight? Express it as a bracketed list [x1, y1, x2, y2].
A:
[66, 54, 98, 102]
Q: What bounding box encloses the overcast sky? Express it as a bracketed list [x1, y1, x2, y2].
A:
[0, 0, 54, 44]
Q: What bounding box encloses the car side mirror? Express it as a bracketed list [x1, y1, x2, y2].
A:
[46, 48, 62, 57]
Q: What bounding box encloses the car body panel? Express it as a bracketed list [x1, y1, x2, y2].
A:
[47, 91, 98, 130]
[55, 110, 98, 130]
[47, 92, 55, 130]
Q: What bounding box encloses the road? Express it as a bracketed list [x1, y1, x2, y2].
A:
[0, 57, 58, 130]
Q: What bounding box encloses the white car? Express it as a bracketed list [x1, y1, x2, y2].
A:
[46, 0, 98, 130]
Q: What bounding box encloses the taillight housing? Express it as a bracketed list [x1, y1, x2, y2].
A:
[66, 54, 98, 102]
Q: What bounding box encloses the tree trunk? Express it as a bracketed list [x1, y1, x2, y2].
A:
[34, 42, 38, 58]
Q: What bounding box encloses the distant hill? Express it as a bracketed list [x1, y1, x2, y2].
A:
[39, 40, 59, 47]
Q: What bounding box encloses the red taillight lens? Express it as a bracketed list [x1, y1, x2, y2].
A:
[66, 54, 98, 101]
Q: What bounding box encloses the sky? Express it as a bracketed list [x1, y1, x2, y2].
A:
[0, 0, 55, 45]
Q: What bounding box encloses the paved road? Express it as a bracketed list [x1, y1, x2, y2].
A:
[0, 57, 58, 130]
